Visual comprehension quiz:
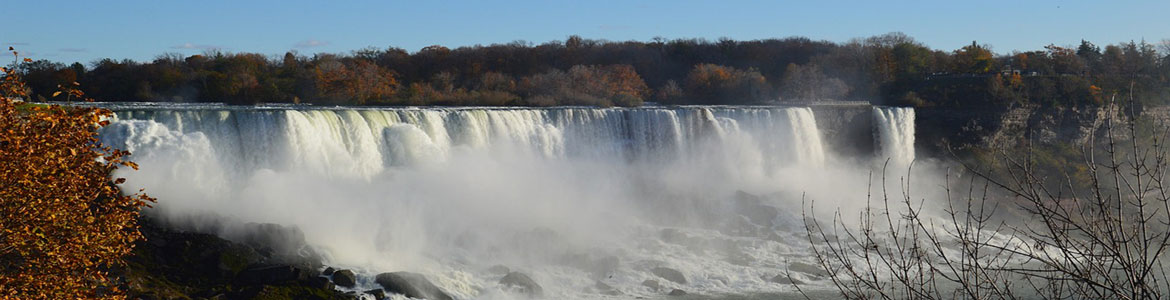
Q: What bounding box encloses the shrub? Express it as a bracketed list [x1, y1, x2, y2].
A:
[0, 48, 154, 299]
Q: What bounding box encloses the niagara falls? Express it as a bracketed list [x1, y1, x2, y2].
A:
[3, 1, 1169, 299]
[95, 104, 915, 298]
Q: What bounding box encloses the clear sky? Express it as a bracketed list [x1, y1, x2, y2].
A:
[2, 0, 1168, 64]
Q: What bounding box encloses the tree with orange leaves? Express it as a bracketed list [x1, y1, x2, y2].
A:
[0, 47, 155, 299]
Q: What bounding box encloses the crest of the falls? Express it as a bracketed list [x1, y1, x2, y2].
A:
[98, 104, 923, 299]
[873, 106, 916, 168]
[104, 106, 831, 179]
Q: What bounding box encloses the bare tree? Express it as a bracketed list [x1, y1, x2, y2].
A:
[805, 96, 1170, 299]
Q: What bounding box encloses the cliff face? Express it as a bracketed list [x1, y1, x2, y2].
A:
[915, 104, 1157, 157]
[810, 104, 873, 158]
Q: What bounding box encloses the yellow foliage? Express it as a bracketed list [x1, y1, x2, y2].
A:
[0, 48, 154, 299]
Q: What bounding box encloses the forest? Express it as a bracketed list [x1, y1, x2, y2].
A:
[11, 33, 1170, 109]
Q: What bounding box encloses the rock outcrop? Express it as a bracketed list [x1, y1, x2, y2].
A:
[374, 272, 454, 300]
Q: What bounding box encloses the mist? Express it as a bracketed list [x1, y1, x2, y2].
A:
[99, 105, 940, 299]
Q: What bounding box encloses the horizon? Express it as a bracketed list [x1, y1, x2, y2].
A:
[3, 0, 1169, 65]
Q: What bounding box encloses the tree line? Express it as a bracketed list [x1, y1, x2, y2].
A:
[12, 33, 1170, 108]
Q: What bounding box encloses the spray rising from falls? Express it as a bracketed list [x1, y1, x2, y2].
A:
[100, 104, 914, 299]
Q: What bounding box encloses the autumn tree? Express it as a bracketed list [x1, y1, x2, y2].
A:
[779, 63, 849, 101]
[0, 48, 154, 299]
[952, 41, 996, 74]
[519, 64, 649, 107]
[679, 63, 770, 104]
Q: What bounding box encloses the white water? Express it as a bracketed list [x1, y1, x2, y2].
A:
[100, 104, 916, 299]
[873, 106, 916, 169]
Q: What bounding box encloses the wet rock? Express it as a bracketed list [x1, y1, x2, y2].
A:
[668, 288, 688, 296]
[789, 262, 829, 277]
[641, 279, 660, 291]
[308, 276, 334, 290]
[236, 264, 310, 285]
[770, 275, 803, 285]
[651, 267, 687, 284]
[733, 191, 780, 226]
[374, 272, 453, 300]
[487, 265, 511, 275]
[561, 252, 620, 277]
[238, 223, 322, 269]
[323, 267, 335, 275]
[332, 269, 357, 288]
[365, 289, 387, 300]
[660, 228, 688, 244]
[499, 271, 543, 296]
[593, 281, 622, 296]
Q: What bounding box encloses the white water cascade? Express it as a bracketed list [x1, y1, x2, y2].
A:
[98, 104, 917, 299]
[873, 106, 916, 168]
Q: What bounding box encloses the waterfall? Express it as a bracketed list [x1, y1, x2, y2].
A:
[103, 107, 830, 178]
[872, 106, 916, 168]
[98, 104, 862, 299]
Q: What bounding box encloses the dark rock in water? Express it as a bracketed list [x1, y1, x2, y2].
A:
[561, 252, 620, 278]
[668, 288, 688, 296]
[365, 289, 387, 300]
[733, 191, 780, 226]
[642, 279, 661, 291]
[323, 267, 336, 275]
[651, 267, 687, 284]
[236, 264, 310, 285]
[238, 222, 323, 269]
[593, 281, 622, 296]
[332, 269, 357, 288]
[375, 272, 453, 300]
[487, 265, 510, 275]
[122, 218, 350, 299]
[789, 262, 829, 277]
[770, 275, 803, 285]
[660, 228, 688, 244]
[308, 276, 335, 290]
[743, 204, 779, 226]
[735, 190, 763, 204]
[499, 271, 543, 296]
[241, 223, 307, 250]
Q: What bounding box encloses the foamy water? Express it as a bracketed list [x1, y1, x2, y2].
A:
[99, 104, 918, 299]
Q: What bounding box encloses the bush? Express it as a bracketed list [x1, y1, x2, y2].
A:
[1, 48, 154, 299]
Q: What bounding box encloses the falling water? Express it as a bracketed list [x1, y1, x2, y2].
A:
[872, 106, 916, 168]
[97, 104, 916, 299]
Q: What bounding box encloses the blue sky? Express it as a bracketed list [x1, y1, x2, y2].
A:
[2, 0, 1167, 64]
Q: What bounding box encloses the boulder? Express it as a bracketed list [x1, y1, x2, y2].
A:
[788, 262, 829, 277]
[641, 279, 660, 291]
[365, 289, 387, 300]
[487, 265, 510, 275]
[561, 252, 620, 277]
[770, 275, 803, 285]
[374, 272, 453, 300]
[660, 228, 688, 244]
[323, 267, 336, 276]
[236, 264, 310, 285]
[308, 276, 335, 290]
[499, 271, 543, 296]
[238, 223, 323, 268]
[593, 281, 622, 296]
[332, 269, 357, 288]
[668, 289, 688, 296]
[651, 267, 687, 284]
